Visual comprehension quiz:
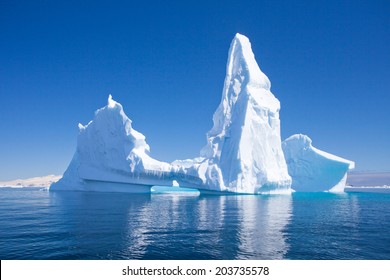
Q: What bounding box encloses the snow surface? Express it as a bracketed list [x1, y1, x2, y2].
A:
[282, 134, 355, 192]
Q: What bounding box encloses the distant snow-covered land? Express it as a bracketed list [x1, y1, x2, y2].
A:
[347, 171, 390, 186]
[0, 175, 61, 188]
[345, 171, 390, 193]
[345, 185, 390, 194]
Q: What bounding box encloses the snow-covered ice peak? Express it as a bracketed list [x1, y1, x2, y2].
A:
[228, 33, 271, 91]
[51, 95, 172, 191]
[82, 94, 150, 155]
[282, 134, 355, 192]
[201, 33, 281, 159]
[76, 94, 175, 173]
[195, 33, 291, 193]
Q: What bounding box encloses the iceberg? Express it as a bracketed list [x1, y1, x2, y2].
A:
[52, 34, 292, 194]
[282, 134, 355, 192]
[51, 33, 353, 194]
[173, 33, 291, 194]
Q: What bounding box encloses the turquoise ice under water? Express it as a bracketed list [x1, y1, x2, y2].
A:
[0, 187, 389, 259]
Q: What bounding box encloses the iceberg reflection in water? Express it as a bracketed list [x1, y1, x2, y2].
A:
[1, 187, 390, 259]
[48, 190, 292, 259]
[121, 193, 292, 259]
[237, 195, 292, 259]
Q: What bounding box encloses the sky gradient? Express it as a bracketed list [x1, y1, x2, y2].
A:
[1, 0, 389, 180]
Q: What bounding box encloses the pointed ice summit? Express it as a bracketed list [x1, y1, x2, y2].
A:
[173, 33, 292, 193]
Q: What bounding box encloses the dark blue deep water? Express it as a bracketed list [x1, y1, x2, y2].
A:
[0, 188, 389, 259]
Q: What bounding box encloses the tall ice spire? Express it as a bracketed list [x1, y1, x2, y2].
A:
[200, 33, 291, 193]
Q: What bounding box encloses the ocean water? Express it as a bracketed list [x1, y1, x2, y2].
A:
[0, 188, 389, 260]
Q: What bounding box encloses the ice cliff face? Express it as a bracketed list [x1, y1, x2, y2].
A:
[282, 134, 355, 192]
[174, 33, 292, 193]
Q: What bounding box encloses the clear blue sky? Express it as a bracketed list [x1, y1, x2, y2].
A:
[1, 0, 389, 180]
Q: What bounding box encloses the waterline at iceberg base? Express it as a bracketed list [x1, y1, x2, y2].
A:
[51, 34, 354, 194]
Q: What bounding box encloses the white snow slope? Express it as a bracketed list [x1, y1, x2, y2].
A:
[173, 33, 292, 194]
[282, 134, 355, 192]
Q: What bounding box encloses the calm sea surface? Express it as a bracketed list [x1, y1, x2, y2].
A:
[0, 188, 389, 259]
